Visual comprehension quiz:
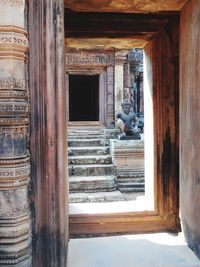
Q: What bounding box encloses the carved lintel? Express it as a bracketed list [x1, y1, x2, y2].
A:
[66, 52, 115, 66]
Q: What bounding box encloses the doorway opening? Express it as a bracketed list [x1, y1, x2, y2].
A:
[67, 48, 154, 216]
[65, 12, 179, 236]
[69, 74, 99, 121]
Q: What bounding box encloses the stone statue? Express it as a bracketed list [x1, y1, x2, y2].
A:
[116, 100, 141, 140]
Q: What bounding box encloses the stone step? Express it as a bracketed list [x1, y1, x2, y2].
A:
[118, 187, 145, 193]
[68, 139, 109, 147]
[116, 178, 145, 183]
[68, 164, 115, 176]
[68, 155, 112, 165]
[117, 171, 144, 179]
[68, 134, 105, 139]
[68, 130, 104, 139]
[117, 182, 145, 193]
[68, 129, 103, 134]
[118, 182, 145, 188]
[68, 146, 110, 156]
[69, 175, 117, 192]
[69, 190, 124, 203]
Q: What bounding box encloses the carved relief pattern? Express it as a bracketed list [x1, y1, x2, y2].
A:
[0, 4, 31, 266]
[0, 117, 29, 125]
[106, 66, 115, 128]
[0, 204, 29, 218]
[0, 101, 29, 114]
[0, 27, 28, 60]
[0, 126, 28, 137]
[0, 90, 28, 98]
[66, 52, 115, 66]
[0, 32, 27, 46]
[128, 48, 143, 63]
[0, 0, 24, 6]
[123, 59, 130, 100]
[0, 78, 26, 90]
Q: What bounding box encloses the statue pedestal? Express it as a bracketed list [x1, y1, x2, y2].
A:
[118, 133, 141, 140]
[110, 139, 144, 193]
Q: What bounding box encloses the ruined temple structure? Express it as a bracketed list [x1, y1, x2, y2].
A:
[66, 48, 144, 128]
[1, 1, 200, 267]
[66, 48, 145, 202]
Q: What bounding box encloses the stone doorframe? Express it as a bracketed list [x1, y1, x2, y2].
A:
[66, 49, 115, 128]
[66, 68, 107, 126]
[27, 2, 180, 267]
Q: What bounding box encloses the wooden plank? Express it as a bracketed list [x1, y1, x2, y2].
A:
[64, 0, 190, 13]
[180, 0, 200, 258]
[29, 0, 68, 266]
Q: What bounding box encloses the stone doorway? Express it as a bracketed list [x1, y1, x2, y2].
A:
[66, 12, 180, 237]
[69, 74, 99, 121]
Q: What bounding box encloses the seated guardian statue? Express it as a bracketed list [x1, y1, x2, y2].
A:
[116, 100, 140, 140]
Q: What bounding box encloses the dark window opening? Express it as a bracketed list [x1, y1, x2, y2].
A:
[69, 74, 99, 121]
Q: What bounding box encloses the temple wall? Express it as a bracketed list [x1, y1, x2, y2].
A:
[180, 0, 200, 258]
[0, 0, 31, 266]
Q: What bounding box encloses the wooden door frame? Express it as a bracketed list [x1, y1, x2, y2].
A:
[67, 13, 180, 236]
[29, 1, 68, 266]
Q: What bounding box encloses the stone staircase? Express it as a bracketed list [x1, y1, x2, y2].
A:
[116, 169, 145, 193]
[68, 128, 123, 203]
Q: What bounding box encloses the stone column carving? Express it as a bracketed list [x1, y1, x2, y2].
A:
[106, 66, 115, 128]
[114, 50, 129, 119]
[0, 1, 31, 266]
[123, 58, 130, 101]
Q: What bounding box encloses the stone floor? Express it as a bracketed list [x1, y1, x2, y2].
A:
[68, 233, 200, 267]
[122, 192, 144, 201]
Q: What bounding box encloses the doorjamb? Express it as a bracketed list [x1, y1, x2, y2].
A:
[29, 1, 68, 266]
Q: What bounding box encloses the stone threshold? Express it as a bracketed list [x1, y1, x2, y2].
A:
[68, 121, 106, 128]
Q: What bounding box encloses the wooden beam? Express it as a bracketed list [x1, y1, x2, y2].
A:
[65, 37, 148, 49]
[65, 12, 170, 38]
[64, 0, 190, 13]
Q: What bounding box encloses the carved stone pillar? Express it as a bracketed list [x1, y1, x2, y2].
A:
[123, 58, 130, 101]
[114, 50, 129, 119]
[106, 66, 115, 128]
[0, 1, 31, 266]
